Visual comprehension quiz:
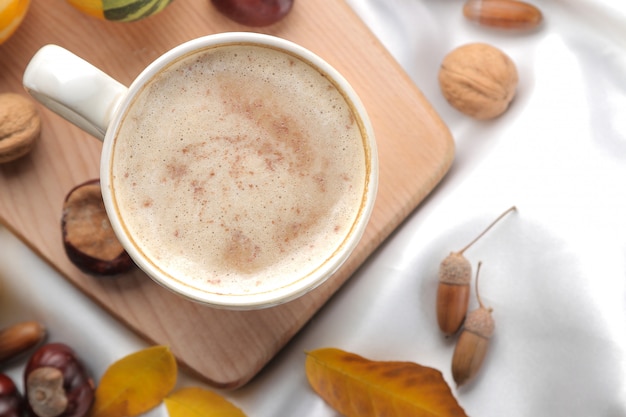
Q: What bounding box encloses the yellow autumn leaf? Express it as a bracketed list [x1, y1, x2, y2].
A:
[88, 345, 177, 417]
[305, 348, 468, 417]
[164, 387, 247, 417]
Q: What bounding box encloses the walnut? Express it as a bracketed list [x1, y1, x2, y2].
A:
[0, 92, 41, 163]
[438, 43, 518, 120]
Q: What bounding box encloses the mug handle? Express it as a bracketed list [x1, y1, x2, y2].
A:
[23, 45, 128, 141]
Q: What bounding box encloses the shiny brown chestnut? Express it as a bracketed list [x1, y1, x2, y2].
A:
[211, 0, 294, 27]
[62, 179, 134, 276]
[24, 343, 94, 417]
[0, 373, 25, 417]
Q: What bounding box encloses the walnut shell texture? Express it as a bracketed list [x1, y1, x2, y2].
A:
[0, 93, 41, 163]
[438, 42, 518, 119]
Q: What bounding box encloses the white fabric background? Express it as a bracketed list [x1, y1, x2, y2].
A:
[1, 1, 625, 416]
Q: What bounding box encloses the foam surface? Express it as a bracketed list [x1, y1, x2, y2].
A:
[111, 44, 367, 296]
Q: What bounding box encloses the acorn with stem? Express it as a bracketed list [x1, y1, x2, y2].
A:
[436, 206, 515, 336]
[451, 261, 494, 387]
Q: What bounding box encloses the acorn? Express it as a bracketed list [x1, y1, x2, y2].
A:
[436, 206, 515, 336]
[0, 321, 46, 364]
[451, 261, 494, 387]
[437, 253, 472, 336]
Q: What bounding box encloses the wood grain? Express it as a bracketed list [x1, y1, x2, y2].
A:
[0, 0, 454, 389]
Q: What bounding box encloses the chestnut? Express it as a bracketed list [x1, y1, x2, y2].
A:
[61, 179, 134, 275]
[0, 373, 25, 417]
[24, 343, 94, 417]
[211, 0, 294, 27]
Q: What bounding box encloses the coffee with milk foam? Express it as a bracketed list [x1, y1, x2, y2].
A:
[110, 44, 368, 296]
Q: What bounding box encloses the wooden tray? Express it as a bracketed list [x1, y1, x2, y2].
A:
[0, 0, 454, 389]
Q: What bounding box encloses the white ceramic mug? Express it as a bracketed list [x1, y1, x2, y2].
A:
[23, 32, 378, 309]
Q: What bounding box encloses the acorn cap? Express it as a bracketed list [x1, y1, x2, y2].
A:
[464, 307, 494, 338]
[439, 253, 472, 285]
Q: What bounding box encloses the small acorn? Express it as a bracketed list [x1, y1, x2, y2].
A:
[452, 261, 494, 387]
[436, 206, 515, 336]
[437, 253, 471, 336]
[0, 321, 46, 364]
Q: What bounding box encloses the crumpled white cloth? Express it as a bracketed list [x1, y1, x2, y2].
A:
[1, 1, 625, 416]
